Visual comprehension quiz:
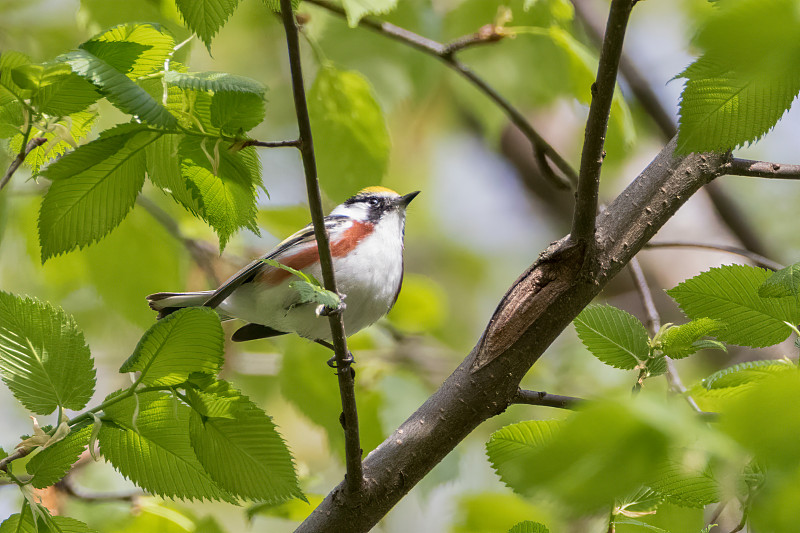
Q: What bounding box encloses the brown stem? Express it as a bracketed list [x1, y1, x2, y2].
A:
[512, 389, 585, 409]
[240, 139, 301, 148]
[724, 158, 800, 179]
[644, 241, 783, 271]
[572, 0, 635, 252]
[0, 137, 46, 193]
[303, 0, 577, 190]
[279, 0, 363, 494]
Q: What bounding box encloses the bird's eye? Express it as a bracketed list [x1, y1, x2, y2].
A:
[367, 198, 380, 207]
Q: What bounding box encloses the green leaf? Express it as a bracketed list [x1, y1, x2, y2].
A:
[341, 0, 398, 26]
[703, 359, 794, 390]
[759, 262, 800, 299]
[119, 307, 224, 385]
[81, 23, 176, 80]
[0, 51, 31, 106]
[666, 265, 800, 347]
[645, 356, 667, 377]
[261, 0, 301, 13]
[309, 65, 390, 202]
[647, 459, 720, 508]
[289, 281, 341, 309]
[573, 305, 649, 369]
[0, 292, 95, 415]
[659, 318, 726, 359]
[485, 419, 562, 491]
[164, 70, 265, 94]
[676, 0, 800, 153]
[27, 424, 92, 488]
[210, 91, 265, 134]
[185, 382, 243, 420]
[0, 508, 97, 533]
[99, 390, 234, 502]
[38, 124, 160, 261]
[179, 136, 259, 250]
[9, 110, 97, 173]
[188, 383, 304, 503]
[508, 521, 550, 533]
[145, 134, 203, 216]
[175, 0, 242, 51]
[11, 62, 99, 116]
[58, 48, 177, 128]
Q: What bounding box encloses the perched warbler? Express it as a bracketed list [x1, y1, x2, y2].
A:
[147, 186, 419, 343]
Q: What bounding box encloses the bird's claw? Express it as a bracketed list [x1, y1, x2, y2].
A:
[318, 293, 347, 317]
[326, 351, 356, 371]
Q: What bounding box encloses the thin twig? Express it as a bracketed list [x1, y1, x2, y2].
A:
[0, 136, 46, 192]
[55, 477, 140, 502]
[572, 0, 635, 253]
[0, 448, 31, 473]
[240, 139, 301, 148]
[138, 196, 221, 286]
[512, 389, 585, 410]
[724, 158, 800, 180]
[441, 24, 505, 56]
[279, 0, 363, 494]
[304, 0, 577, 190]
[629, 257, 703, 413]
[644, 241, 783, 271]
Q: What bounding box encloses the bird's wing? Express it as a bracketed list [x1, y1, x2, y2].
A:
[202, 216, 352, 309]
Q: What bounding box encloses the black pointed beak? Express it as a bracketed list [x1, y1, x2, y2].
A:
[398, 190, 420, 208]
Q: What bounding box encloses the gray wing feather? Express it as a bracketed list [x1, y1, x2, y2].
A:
[202, 216, 350, 309]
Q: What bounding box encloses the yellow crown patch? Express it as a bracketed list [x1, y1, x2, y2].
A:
[359, 186, 399, 196]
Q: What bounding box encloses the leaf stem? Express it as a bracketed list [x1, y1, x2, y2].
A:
[511, 389, 585, 409]
[279, 0, 364, 494]
[0, 126, 46, 193]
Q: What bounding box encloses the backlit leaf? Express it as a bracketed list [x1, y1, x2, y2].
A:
[27, 424, 92, 488]
[759, 262, 800, 299]
[175, 0, 242, 51]
[574, 305, 649, 369]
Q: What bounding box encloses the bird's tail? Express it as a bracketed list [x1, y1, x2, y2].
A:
[147, 291, 215, 319]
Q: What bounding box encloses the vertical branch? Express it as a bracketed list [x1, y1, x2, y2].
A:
[279, 0, 364, 493]
[571, 0, 635, 253]
[0, 135, 46, 193]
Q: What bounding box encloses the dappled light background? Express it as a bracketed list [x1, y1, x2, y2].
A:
[1, 0, 799, 531]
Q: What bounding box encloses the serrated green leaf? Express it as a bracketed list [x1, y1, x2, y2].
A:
[574, 305, 649, 369]
[81, 23, 176, 80]
[486, 419, 562, 490]
[120, 307, 224, 385]
[9, 110, 97, 173]
[11, 62, 99, 116]
[0, 292, 95, 415]
[0, 507, 97, 533]
[508, 521, 550, 533]
[647, 459, 720, 508]
[691, 340, 726, 353]
[99, 390, 234, 502]
[189, 385, 304, 503]
[341, 0, 398, 26]
[645, 357, 667, 377]
[58, 48, 177, 128]
[703, 359, 794, 390]
[309, 65, 389, 202]
[0, 51, 31, 106]
[617, 486, 664, 515]
[676, 0, 800, 153]
[0, 100, 25, 139]
[210, 91, 264, 133]
[288, 281, 340, 309]
[175, 0, 241, 51]
[38, 124, 161, 261]
[759, 262, 800, 299]
[179, 136, 259, 250]
[26, 424, 92, 488]
[666, 265, 800, 347]
[145, 134, 203, 215]
[659, 318, 726, 359]
[185, 382, 243, 420]
[164, 70, 265, 94]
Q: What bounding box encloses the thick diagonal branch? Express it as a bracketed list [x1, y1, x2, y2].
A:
[571, 0, 635, 251]
[279, 0, 363, 493]
[297, 139, 728, 532]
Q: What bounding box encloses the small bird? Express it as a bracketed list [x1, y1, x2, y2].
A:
[147, 187, 419, 344]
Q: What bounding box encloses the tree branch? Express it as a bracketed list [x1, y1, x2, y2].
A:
[240, 139, 301, 148]
[571, 0, 775, 259]
[279, 0, 363, 494]
[628, 257, 702, 413]
[723, 158, 800, 179]
[572, 0, 635, 252]
[0, 448, 30, 473]
[0, 136, 46, 193]
[512, 389, 585, 409]
[298, 138, 728, 532]
[644, 241, 783, 271]
[303, 0, 577, 189]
